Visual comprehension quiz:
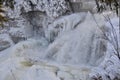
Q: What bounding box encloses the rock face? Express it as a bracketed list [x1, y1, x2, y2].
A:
[23, 11, 47, 37]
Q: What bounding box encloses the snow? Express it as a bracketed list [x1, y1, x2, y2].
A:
[0, 34, 14, 51]
[0, 12, 109, 80]
[89, 17, 120, 80]
[7, 0, 70, 18]
[0, 0, 120, 79]
[45, 12, 86, 42]
[45, 12, 106, 66]
[22, 65, 60, 80]
[9, 27, 26, 38]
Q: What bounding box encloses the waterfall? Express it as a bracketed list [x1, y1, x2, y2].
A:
[45, 12, 106, 66]
[0, 12, 108, 80]
[0, 0, 119, 79]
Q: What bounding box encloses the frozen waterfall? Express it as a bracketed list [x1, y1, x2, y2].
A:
[45, 12, 106, 66]
[0, 12, 109, 80]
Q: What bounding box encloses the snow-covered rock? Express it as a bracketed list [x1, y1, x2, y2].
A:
[0, 56, 92, 80]
[9, 27, 27, 43]
[7, 0, 71, 18]
[4, 0, 71, 43]
[24, 11, 47, 38]
[0, 34, 13, 51]
[11, 38, 48, 59]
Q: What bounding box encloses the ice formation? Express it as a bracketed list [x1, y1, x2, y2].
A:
[45, 12, 106, 66]
[0, 0, 120, 80]
[0, 12, 109, 80]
